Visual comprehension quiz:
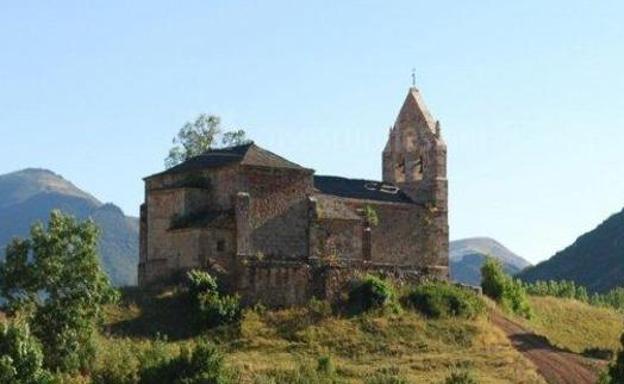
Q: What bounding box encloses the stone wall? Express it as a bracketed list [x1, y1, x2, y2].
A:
[309, 218, 363, 261]
[242, 167, 314, 260]
[236, 261, 311, 307]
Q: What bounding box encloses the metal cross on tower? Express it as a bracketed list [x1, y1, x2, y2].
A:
[411, 68, 416, 87]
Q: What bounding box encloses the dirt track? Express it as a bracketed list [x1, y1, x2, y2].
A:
[491, 312, 603, 384]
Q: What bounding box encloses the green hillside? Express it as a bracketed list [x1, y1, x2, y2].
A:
[518, 208, 624, 293]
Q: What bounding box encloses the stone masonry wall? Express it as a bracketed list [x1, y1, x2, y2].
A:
[242, 166, 314, 260]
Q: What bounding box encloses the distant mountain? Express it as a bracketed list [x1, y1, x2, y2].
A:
[450, 237, 531, 286]
[0, 169, 138, 286]
[518, 208, 624, 293]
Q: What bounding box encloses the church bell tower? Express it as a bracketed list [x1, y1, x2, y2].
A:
[382, 86, 447, 211]
[382, 86, 449, 276]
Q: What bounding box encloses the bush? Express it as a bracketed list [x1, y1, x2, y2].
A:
[404, 282, 485, 319]
[316, 355, 334, 376]
[443, 370, 478, 384]
[140, 339, 235, 384]
[603, 332, 624, 384]
[187, 270, 242, 328]
[481, 258, 532, 319]
[197, 292, 242, 328]
[347, 275, 395, 314]
[187, 270, 219, 297]
[0, 320, 54, 384]
[92, 339, 141, 384]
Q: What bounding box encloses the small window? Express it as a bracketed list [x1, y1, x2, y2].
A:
[216, 240, 226, 252]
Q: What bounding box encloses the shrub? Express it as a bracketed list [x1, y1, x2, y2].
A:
[481, 258, 532, 319]
[404, 282, 485, 319]
[308, 297, 333, 320]
[197, 292, 242, 328]
[187, 270, 218, 297]
[92, 339, 141, 384]
[316, 355, 334, 376]
[140, 339, 235, 384]
[347, 275, 395, 314]
[0, 320, 54, 384]
[442, 370, 478, 384]
[187, 270, 242, 328]
[604, 332, 624, 384]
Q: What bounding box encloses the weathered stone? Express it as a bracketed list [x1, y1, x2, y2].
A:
[138, 87, 450, 306]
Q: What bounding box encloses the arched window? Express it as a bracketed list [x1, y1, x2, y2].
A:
[395, 155, 406, 183]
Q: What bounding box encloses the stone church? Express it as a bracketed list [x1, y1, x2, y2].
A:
[138, 87, 449, 306]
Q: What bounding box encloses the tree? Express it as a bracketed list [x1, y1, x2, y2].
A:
[0, 321, 53, 384]
[165, 114, 250, 168]
[481, 257, 532, 319]
[0, 210, 117, 373]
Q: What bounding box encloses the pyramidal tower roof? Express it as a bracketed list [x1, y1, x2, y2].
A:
[395, 86, 437, 134]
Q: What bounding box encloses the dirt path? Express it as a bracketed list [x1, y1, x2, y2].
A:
[491, 312, 602, 384]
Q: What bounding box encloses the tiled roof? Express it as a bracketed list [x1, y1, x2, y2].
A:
[149, 142, 308, 178]
[313, 175, 414, 204]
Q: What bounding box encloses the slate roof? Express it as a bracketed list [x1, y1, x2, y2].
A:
[313, 175, 415, 204]
[148, 142, 309, 178]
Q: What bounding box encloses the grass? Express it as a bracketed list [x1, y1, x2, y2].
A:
[101, 289, 547, 383]
[514, 296, 624, 355]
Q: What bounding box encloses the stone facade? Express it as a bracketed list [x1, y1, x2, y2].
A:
[138, 87, 449, 306]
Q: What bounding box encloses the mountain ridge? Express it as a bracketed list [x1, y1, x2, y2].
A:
[0, 168, 138, 286]
[450, 237, 531, 286]
[518, 207, 624, 293]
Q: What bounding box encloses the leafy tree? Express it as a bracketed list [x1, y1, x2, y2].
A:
[0, 210, 118, 373]
[165, 114, 249, 168]
[0, 320, 54, 384]
[221, 129, 248, 147]
[481, 257, 532, 319]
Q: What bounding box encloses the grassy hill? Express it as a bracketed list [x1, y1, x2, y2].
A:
[518, 208, 624, 293]
[514, 296, 624, 355]
[0, 168, 138, 286]
[450, 237, 531, 286]
[101, 288, 548, 384]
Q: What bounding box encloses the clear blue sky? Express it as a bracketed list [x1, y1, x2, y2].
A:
[2, 1, 623, 264]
